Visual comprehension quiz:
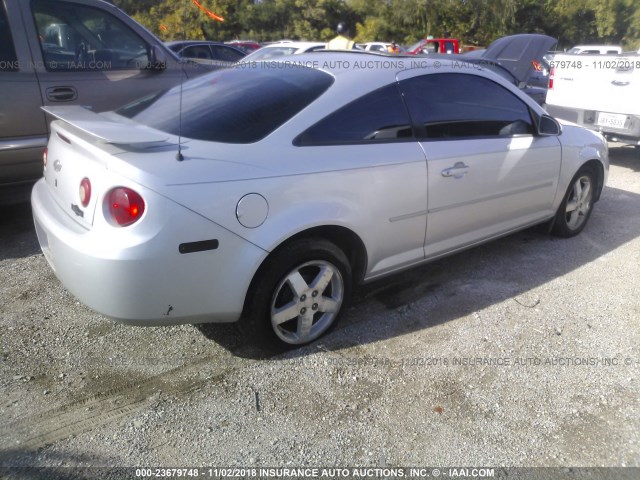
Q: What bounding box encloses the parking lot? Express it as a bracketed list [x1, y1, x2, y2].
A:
[0, 145, 639, 470]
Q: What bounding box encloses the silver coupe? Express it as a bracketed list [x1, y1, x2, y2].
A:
[32, 50, 609, 347]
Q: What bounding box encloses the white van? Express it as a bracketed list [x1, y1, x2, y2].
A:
[567, 45, 622, 55]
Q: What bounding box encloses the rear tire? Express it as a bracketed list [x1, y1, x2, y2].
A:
[243, 239, 352, 348]
[551, 166, 596, 238]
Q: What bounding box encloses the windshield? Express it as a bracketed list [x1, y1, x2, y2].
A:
[117, 65, 334, 144]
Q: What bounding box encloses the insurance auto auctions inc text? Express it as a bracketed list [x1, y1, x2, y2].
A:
[206, 467, 495, 478]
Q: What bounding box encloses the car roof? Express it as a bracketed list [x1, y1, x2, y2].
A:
[259, 50, 543, 104]
[257, 50, 486, 83]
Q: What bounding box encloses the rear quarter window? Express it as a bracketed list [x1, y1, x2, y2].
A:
[294, 83, 413, 146]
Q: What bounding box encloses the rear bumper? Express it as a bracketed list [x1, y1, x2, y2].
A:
[546, 104, 640, 146]
[31, 179, 267, 325]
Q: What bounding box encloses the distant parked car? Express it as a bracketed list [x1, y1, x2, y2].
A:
[567, 45, 622, 55]
[406, 38, 460, 54]
[241, 41, 325, 61]
[360, 42, 401, 53]
[165, 41, 246, 68]
[225, 40, 262, 54]
[461, 34, 557, 105]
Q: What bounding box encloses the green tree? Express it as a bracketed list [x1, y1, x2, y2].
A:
[112, 0, 640, 50]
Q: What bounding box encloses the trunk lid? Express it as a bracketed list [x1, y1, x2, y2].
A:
[481, 34, 557, 85]
[42, 106, 171, 229]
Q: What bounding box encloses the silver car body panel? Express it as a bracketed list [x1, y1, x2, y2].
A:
[32, 53, 609, 325]
[33, 155, 268, 325]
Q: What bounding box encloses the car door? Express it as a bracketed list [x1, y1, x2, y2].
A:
[397, 70, 562, 258]
[0, 1, 48, 186]
[21, 0, 185, 114]
[293, 82, 428, 277]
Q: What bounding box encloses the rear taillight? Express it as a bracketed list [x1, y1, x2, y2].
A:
[107, 187, 145, 227]
[43, 148, 48, 169]
[79, 178, 91, 207]
[548, 67, 555, 90]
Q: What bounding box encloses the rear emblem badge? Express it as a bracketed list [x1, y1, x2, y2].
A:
[53, 160, 62, 172]
[71, 204, 84, 218]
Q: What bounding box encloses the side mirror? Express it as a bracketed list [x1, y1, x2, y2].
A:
[147, 45, 168, 71]
[538, 114, 561, 136]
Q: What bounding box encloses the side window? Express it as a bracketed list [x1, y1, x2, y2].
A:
[294, 83, 413, 146]
[32, 0, 150, 71]
[182, 45, 212, 60]
[0, 5, 19, 71]
[400, 73, 534, 140]
[210, 45, 245, 62]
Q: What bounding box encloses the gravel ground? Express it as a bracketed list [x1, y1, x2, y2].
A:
[0, 145, 639, 475]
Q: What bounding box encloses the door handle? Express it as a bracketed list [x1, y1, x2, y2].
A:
[611, 80, 630, 86]
[46, 86, 78, 102]
[441, 162, 470, 179]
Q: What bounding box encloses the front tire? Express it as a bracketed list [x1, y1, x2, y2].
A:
[244, 239, 352, 348]
[551, 166, 596, 238]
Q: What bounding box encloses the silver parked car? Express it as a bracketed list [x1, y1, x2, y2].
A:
[32, 51, 609, 347]
[240, 41, 326, 61]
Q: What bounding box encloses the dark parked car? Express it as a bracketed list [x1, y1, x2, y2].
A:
[165, 41, 246, 68]
[460, 34, 556, 105]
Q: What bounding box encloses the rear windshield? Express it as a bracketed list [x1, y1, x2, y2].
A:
[117, 65, 334, 143]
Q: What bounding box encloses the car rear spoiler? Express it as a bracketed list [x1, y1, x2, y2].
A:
[42, 106, 171, 146]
